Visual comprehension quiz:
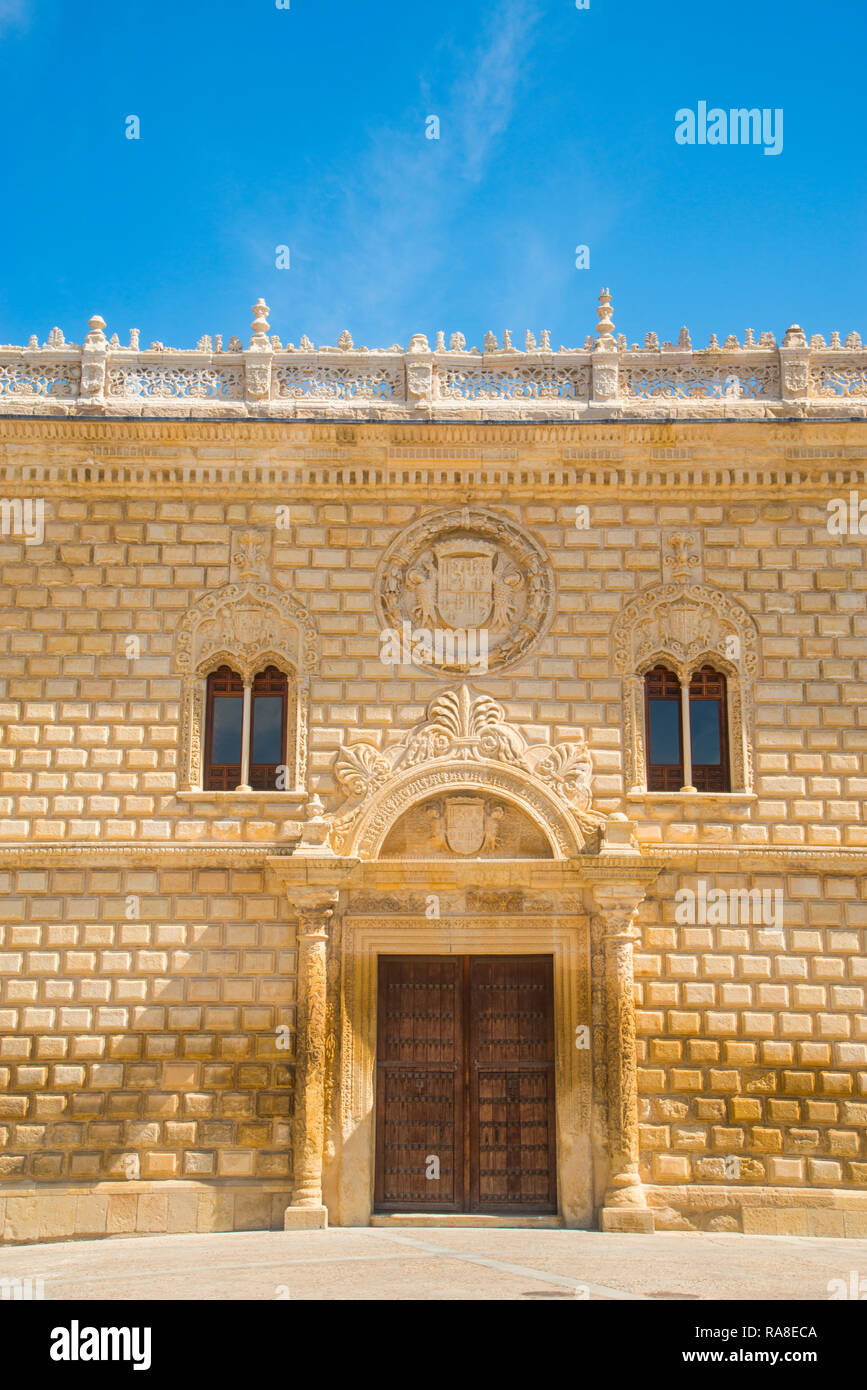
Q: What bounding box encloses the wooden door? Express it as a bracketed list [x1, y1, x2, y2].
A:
[374, 955, 557, 1215]
[374, 956, 464, 1211]
[469, 956, 557, 1214]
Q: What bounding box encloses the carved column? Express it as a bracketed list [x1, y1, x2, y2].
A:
[678, 673, 695, 792]
[237, 681, 253, 791]
[284, 889, 339, 1229]
[591, 882, 655, 1233]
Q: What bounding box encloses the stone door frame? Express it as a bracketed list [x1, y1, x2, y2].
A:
[269, 855, 663, 1231]
[331, 911, 590, 1227]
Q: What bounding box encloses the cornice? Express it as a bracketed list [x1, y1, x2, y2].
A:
[0, 844, 294, 868]
[633, 846, 867, 874]
[2, 415, 867, 444]
[1, 843, 865, 872]
[0, 417, 865, 501]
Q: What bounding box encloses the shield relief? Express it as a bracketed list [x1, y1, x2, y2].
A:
[434, 541, 496, 628]
[444, 797, 487, 855]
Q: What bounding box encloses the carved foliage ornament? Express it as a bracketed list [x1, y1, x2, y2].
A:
[176, 580, 319, 681]
[330, 683, 604, 855]
[662, 530, 702, 583]
[375, 508, 554, 675]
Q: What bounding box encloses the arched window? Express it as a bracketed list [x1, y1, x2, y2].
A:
[644, 665, 683, 790]
[689, 666, 730, 792]
[643, 663, 730, 792]
[204, 666, 245, 790]
[614, 583, 754, 795]
[203, 664, 289, 792]
[249, 666, 288, 790]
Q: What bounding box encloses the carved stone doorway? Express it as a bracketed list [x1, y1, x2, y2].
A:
[326, 900, 591, 1228]
[270, 849, 660, 1233]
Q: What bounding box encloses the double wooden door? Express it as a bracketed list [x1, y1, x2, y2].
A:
[374, 955, 557, 1214]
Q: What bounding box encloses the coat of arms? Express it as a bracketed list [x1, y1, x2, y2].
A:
[444, 796, 486, 854]
[433, 541, 496, 628]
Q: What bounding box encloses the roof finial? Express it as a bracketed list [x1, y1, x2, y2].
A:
[85, 313, 107, 347]
[595, 287, 615, 348]
[249, 298, 270, 349]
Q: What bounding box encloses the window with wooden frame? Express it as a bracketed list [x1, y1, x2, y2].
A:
[249, 665, 288, 790]
[644, 663, 731, 793]
[203, 664, 289, 792]
[688, 665, 730, 792]
[204, 666, 245, 790]
[644, 665, 684, 790]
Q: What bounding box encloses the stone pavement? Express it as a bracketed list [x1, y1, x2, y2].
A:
[1, 1227, 866, 1301]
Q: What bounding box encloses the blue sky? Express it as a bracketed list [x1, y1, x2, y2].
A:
[0, 0, 864, 352]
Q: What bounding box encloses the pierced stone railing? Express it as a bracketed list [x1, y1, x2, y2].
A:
[0, 293, 864, 421]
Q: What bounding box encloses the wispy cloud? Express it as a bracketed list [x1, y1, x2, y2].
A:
[453, 0, 538, 182]
[0, 0, 29, 34]
[244, 0, 539, 341]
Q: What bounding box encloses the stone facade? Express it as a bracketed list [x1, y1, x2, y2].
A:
[2, 294, 867, 1241]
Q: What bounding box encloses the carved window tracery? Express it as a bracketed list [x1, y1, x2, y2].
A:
[175, 560, 318, 794]
[613, 582, 757, 795]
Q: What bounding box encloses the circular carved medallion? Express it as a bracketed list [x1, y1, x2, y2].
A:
[375, 507, 554, 675]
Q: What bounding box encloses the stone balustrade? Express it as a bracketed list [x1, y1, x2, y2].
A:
[0, 292, 865, 420]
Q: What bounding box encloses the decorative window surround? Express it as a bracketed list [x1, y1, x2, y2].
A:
[175, 566, 319, 796]
[612, 581, 758, 796]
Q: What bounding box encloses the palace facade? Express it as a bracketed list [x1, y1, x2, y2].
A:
[2, 292, 867, 1242]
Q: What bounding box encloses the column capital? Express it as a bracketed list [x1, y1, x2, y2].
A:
[589, 880, 646, 937]
[294, 888, 340, 938]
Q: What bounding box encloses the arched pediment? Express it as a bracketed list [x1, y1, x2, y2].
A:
[175, 580, 319, 682]
[328, 683, 605, 859]
[612, 580, 757, 682]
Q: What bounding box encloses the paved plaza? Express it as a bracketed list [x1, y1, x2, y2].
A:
[2, 1228, 865, 1302]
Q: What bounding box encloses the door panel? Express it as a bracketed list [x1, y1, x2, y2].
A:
[374, 956, 463, 1211]
[469, 956, 557, 1213]
[374, 955, 556, 1215]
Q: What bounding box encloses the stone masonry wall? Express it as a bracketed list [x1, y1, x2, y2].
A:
[1, 418, 866, 1239]
[636, 866, 867, 1230]
[0, 489, 865, 848]
[0, 864, 296, 1227]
